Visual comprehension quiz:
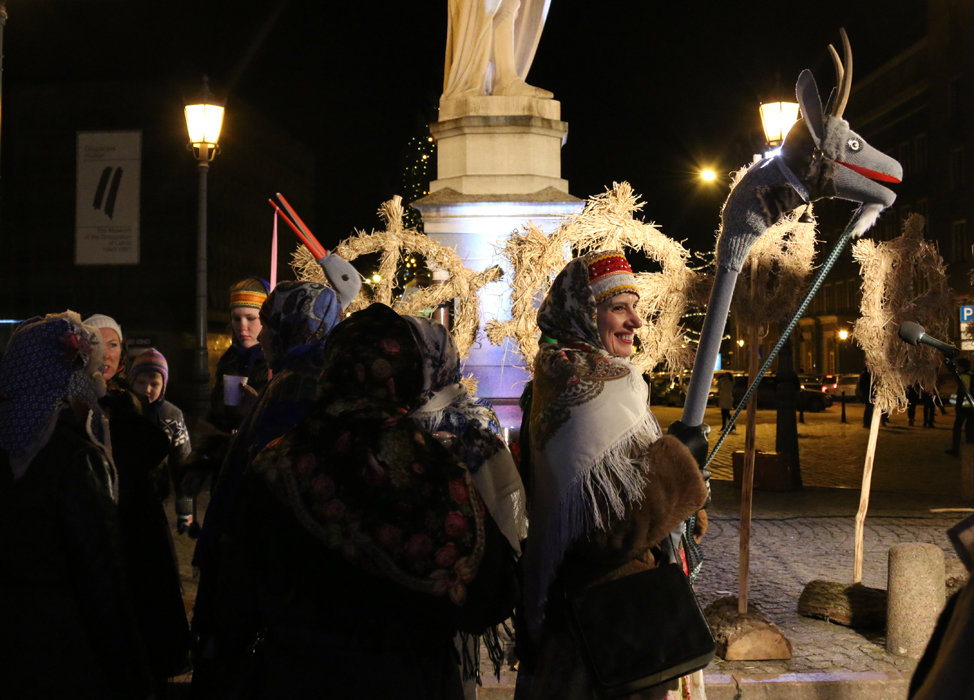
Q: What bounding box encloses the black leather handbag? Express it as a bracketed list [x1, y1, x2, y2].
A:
[567, 541, 715, 698]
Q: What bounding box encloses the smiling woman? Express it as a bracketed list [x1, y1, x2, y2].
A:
[517, 250, 709, 698]
[596, 292, 642, 358]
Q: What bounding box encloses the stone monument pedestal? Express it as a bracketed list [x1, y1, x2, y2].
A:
[414, 95, 581, 429]
[432, 96, 568, 195]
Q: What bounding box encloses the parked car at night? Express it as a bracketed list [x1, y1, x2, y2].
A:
[817, 374, 839, 396]
[833, 374, 861, 402]
[650, 374, 686, 406]
[733, 373, 833, 412]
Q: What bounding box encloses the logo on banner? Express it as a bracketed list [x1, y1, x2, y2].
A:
[92, 167, 124, 219]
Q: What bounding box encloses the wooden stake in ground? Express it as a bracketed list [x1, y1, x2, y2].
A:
[738, 267, 761, 615]
[854, 406, 883, 583]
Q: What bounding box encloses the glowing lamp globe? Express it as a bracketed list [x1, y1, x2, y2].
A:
[184, 84, 224, 162]
[759, 101, 800, 147]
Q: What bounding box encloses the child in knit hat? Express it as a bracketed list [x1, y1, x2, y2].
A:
[209, 276, 271, 433]
[131, 348, 196, 533]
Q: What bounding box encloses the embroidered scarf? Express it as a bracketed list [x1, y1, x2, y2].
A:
[252, 304, 487, 604]
[522, 253, 661, 634]
[404, 316, 528, 552]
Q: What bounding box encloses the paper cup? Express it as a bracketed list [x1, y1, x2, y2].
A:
[223, 375, 248, 406]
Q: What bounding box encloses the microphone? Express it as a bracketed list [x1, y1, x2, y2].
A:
[898, 321, 960, 358]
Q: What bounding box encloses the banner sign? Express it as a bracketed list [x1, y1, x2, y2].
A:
[75, 130, 142, 265]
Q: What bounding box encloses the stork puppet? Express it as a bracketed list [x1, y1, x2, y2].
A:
[672, 30, 903, 461]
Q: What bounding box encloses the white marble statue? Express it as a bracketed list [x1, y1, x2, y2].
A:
[443, 0, 553, 100]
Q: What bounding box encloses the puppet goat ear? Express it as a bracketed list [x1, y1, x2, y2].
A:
[796, 69, 825, 147]
[823, 87, 838, 116]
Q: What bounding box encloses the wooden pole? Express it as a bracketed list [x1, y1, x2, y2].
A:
[739, 264, 760, 615]
[854, 406, 883, 583]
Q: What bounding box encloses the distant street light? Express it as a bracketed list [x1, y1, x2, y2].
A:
[184, 76, 225, 415]
[836, 327, 850, 374]
[759, 101, 800, 148]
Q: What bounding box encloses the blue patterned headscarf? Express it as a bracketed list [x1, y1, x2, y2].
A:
[0, 311, 106, 477]
[259, 281, 341, 372]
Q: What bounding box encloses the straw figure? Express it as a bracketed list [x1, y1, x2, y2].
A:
[292, 195, 501, 359]
[797, 214, 953, 630]
[485, 182, 698, 375]
[850, 213, 952, 579]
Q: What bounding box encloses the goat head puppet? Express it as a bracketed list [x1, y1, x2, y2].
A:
[675, 28, 903, 447]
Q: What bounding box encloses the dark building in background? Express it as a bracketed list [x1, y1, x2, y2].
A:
[795, 0, 973, 378]
[0, 12, 315, 413]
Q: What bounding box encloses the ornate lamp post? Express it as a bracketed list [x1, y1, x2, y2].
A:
[184, 77, 224, 413]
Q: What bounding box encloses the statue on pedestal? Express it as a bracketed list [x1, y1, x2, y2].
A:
[443, 0, 553, 100]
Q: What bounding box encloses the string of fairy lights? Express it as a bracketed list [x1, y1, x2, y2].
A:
[401, 131, 435, 233]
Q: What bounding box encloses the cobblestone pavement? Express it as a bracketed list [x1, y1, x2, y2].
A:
[653, 403, 970, 679]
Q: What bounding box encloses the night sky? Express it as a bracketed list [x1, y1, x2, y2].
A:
[4, 0, 925, 252]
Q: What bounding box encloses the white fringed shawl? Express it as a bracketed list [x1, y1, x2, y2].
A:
[522, 342, 661, 634]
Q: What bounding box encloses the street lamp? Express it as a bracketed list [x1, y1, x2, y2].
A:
[184, 76, 224, 413]
[759, 101, 800, 148]
[836, 328, 849, 374]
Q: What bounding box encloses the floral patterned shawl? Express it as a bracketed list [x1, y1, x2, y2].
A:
[522, 252, 662, 634]
[252, 304, 487, 604]
[404, 316, 528, 552]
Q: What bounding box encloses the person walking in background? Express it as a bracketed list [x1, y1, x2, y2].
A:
[130, 348, 195, 532]
[906, 384, 920, 427]
[922, 389, 937, 428]
[947, 357, 974, 456]
[858, 367, 888, 428]
[209, 277, 271, 434]
[0, 312, 154, 699]
[717, 371, 735, 432]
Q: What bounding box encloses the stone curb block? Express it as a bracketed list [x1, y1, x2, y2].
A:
[704, 671, 911, 699]
[473, 671, 913, 700]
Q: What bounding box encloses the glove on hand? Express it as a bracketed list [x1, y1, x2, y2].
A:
[666, 420, 710, 468]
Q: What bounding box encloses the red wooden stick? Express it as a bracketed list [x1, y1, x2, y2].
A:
[276, 193, 327, 258]
[267, 198, 326, 258]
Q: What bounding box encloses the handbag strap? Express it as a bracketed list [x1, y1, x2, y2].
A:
[663, 526, 682, 566]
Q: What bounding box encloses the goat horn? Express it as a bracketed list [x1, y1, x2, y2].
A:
[828, 43, 844, 114]
[832, 28, 853, 118]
